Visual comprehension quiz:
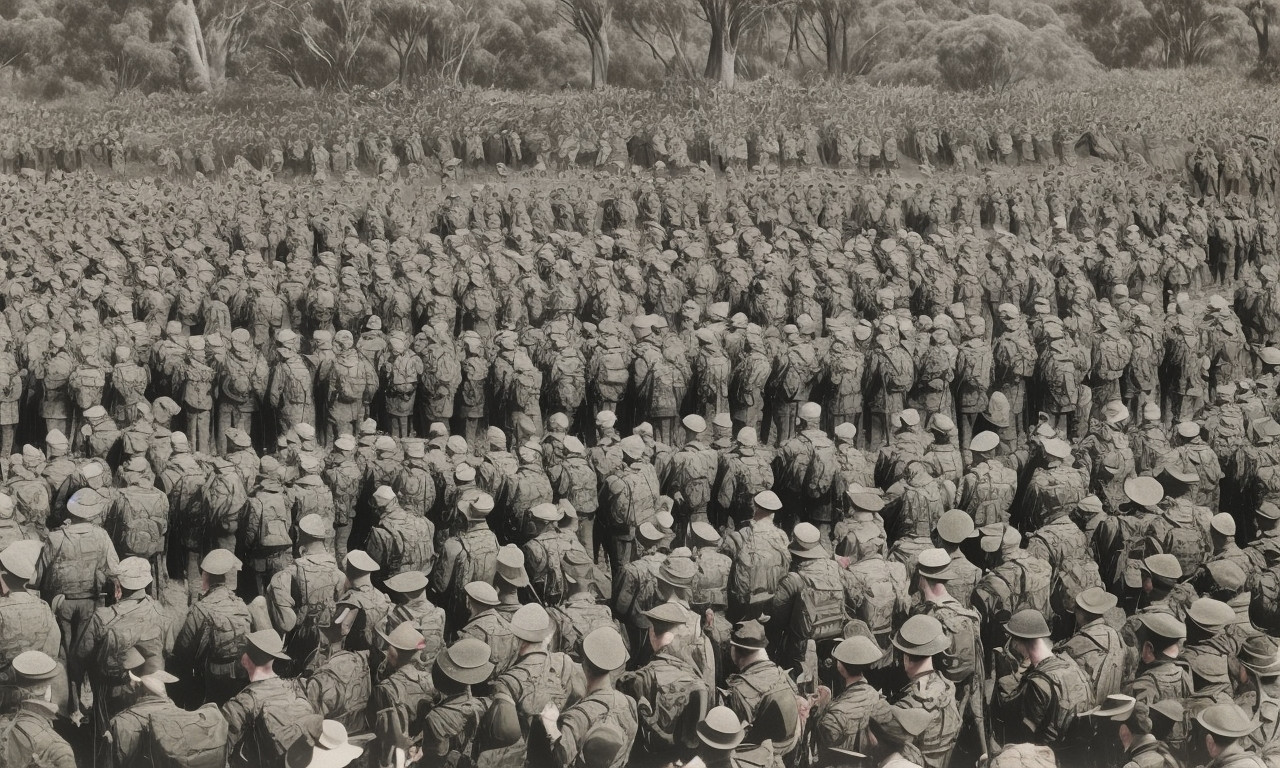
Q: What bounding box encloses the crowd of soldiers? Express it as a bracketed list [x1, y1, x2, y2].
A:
[7, 146, 1280, 768]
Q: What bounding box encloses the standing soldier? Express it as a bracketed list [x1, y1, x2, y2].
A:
[0, 540, 58, 670]
[40, 331, 74, 440]
[729, 330, 770, 436]
[73, 557, 170, 725]
[547, 334, 587, 430]
[663, 415, 718, 536]
[108, 456, 169, 597]
[1023, 439, 1088, 531]
[321, 330, 375, 442]
[380, 333, 422, 438]
[382, 570, 446, 671]
[724, 619, 800, 764]
[222, 630, 323, 768]
[457, 333, 489, 444]
[992, 306, 1035, 440]
[178, 336, 215, 455]
[601, 436, 661, 573]
[548, 436, 598, 555]
[713, 429, 774, 530]
[324, 435, 362, 562]
[588, 331, 630, 417]
[369, 622, 435, 767]
[217, 329, 268, 454]
[768, 522, 849, 671]
[267, 329, 314, 439]
[240, 461, 293, 598]
[37, 488, 118, 669]
[766, 324, 817, 446]
[0, 651, 75, 767]
[866, 326, 915, 451]
[264, 514, 343, 668]
[876, 614, 962, 768]
[632, 318, 681, 444]
[459, 580, 519, 677]
[721, 491, 790, 622]
[774, 402, 837, 534]
[107, 345, 148, 428]
[692, 328, 730, 422]
[338, 551, 393, 652]
[365, 486, 435, 583]
[813, 636, 890, 757]
[1056, 587, 1124, 706]
[171, 549, 252, 705]
[818, 332, 867, 442]
[539, 627, 637, 768]
[523, 502, 575, 606]
[432, 494, 500, 631]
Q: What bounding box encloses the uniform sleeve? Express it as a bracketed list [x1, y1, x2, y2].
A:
[106, 713, 143, 768]
[552, 704, 594, 768]
[71, 610, 106, 684]
[222, 694, 252, 753]
[171, 605, 204, 677]
[430, 541, 459, 599]
[767, 574, 802, 624]
[266, 570, 298, 634]
[1024, 535, 1051, 563]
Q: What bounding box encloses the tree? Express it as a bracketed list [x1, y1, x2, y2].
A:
[695, 0, 791, 88]
[168, 0, 262, 91]
[373, 0, 434, 84]
[262, 0, 375, 89]
[1239, 0, 1280, 61]
[1068, 0, 1154, 68]
[558, 0, 611, 88]
[1142, 0, 1235, 66]
[617, 0, 699, 78]
[0, 1, 63, 73]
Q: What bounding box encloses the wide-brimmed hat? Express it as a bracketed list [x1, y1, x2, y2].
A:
[892, 614, 949, 656]
[696, 706, 745, 750]
[436, 638, 494, 685]
[305, 720, 365, 768]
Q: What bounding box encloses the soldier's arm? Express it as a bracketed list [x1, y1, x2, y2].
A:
[767, 573, 802, 620]
[551, 705, 593, 768]
[429, 541, 459, 600]
[70, 611, 105, 684]
[171, 605, 203, 675]
[105, 714, 142, 768]
[222, 692, 251, 749]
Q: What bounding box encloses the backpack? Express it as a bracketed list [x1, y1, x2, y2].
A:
[250, 691, 322, 766]
[1043, 353, 1078, 410]
[115, 491, 165, 558]
[1251, 687, 1280, 761]
[205, 603, 252, 665]
[148, 703, 229, 768]
[305, 650, 371, 732]
[730, 527, 790, 611]
[800, 434, 837, 501]
[852, 560, 900, 636]
[1025, 658, 1093, 750]
[430, 349, 462, 402]
[638, 656, 709, 751]
[221, 355, 254, 402]
[551, 601, 620, 663]
[332, 358, 365, 403]
[294, 557, 342, 631]
[1153, 515, 1208, 576]
[596, 348, 630, 389]
[792, 568, 848, 642]
[930, 602, 981, 685]
[551, 354, 586, 409]
[99, 600, 166, 682]
[389, 354, 419, 396]
[253, 494, 293, 550]
[513, 651, 575, 722]
[1014, 555, 1054, 624]
[1051, 557, 1104, 619]
[457, 529, 500, 587]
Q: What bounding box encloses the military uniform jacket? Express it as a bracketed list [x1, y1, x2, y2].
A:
[223, 676, 317, 767]
[461, 609, 519, 676]
[0, 704, 75, 768]
[553, 687, 638, 768]
[1128, 658, 1192, 705]
[1056, 618, 1123, 705]
[1120, 734, 1181, 768]
[879, 670, 961, 768]
[1026, 518, 1089, 570]
[37, 521, 120, 599]
[372, 663, 437, 758]
[0, 591, 58, 669]
[727, 660, 800, 757]
[174, 585, 252, 675]
[105, 692, 184, 768]
[814, 680, 889, 754]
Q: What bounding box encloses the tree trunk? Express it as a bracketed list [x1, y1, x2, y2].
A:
[590, 25, 610, 89]
[168, 0, 212, 92]
[704, 20, 736, 88]
[204, 25, 233, 89]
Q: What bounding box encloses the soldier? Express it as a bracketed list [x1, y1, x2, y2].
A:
[724, 619, 799, 766]
[103, 647, 226, 768]
[382, 570, 446, 671]
[217, 329, 268, 454]
[37, 488, 118, 669]
[225, 429, 260, 488]
[1128, 612, 1192, 748]
[766, 521, 849, 671]
[172, 549, 252, 706]
[4, 457, 49, 541]
[540, 626, 637, 768]
[74, 557, 171, 725]
[549, 436, 598, 554]
[323, 435, 362, 562]
[773, 402, 836, 534]
[1190, 703, 1267, 768]
[813, 636, 889, 757]
[994, 609, 1094, 758]
[663, 415, 718, 536]
[1086, 695, 1180, 768]
[108, 455, 169, 597]
[365, 485, 435, 583]
[613, 522, 667, 653]
[177, 336, 215, 454]
[321, 330, 375, 441]
[601, 436, 661, 573]
[713, 427, 772, 530]
[913, 548, 982, 705]
[107, 345, 149, 427]
[370, 621, 435, 766]
[930, 510, 980, 608]
[260, 513, 343, 670]
[729, 330, 770, 436]
[241, 459, 293, 597]
[222, 630, 323, 768]
[617, 600, 709, 755]
[1055, 587, 1124, 706]
[335, 550, 392, 653]
[721, 490, 790, 622]
[268, 329, 315, 438]
[380, 333, 422, 438]
[433, 493, 499, 631]
[40, 331, 74, 440]
[873, 614, 962, 768]
[1023, 438, 1088, 531]
[0, 540, 57, 672]
[459, 580, 518, 678]
[0, 651, 75, 767]
[524, 502, 577, 606]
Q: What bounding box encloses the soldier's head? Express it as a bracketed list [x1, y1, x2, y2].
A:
[864, 706, 936, 765]
[831, 635, 882, 684]
[1004, 609, 1054, 663]
[10, 651, 61, 714]
[1139, 554, 1181, 598]
[0, 539, 39, 596]
[1089, 694, 1149, 751]
[464, 580, 500, 619]
[45, 429, 69, 458]
[113, 557, 153, 600]
[343, 550, 380, 589]
[1136, 611, 1185, 664]
[1193, 703, 1261, 763]
[728, 620, 769, 669]
[199, 548, 241, 594]
[241, 630, 290, 678]
[383, 570, 428, 607]
[380, 621, 426, 669]
[891, 615, 946, 677]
